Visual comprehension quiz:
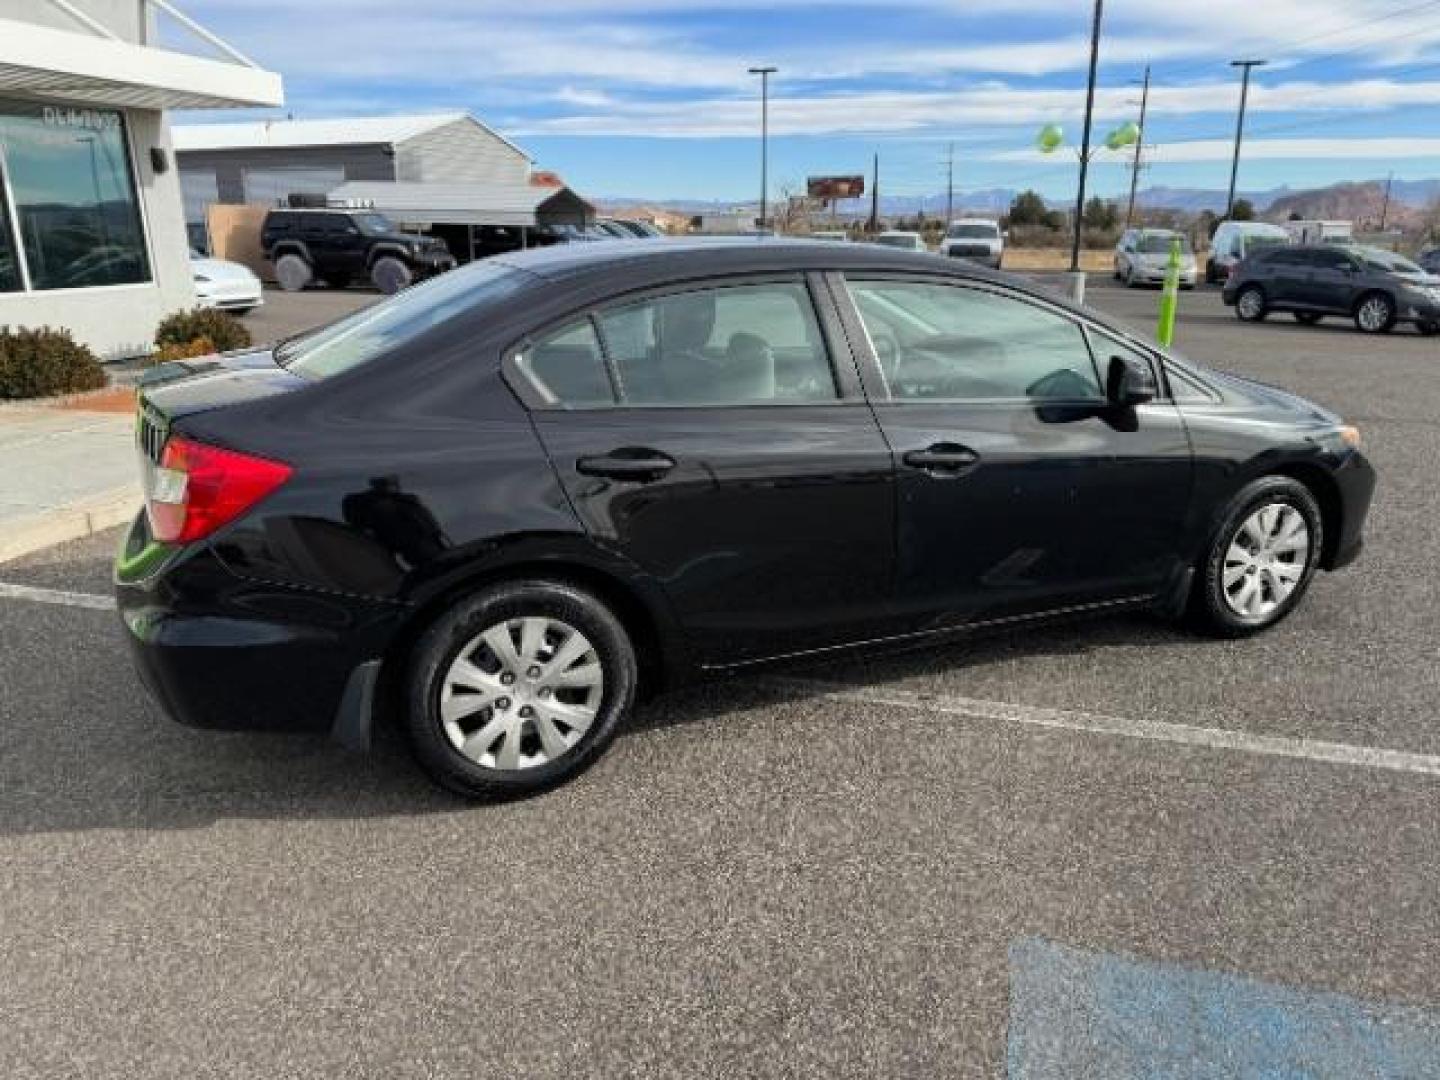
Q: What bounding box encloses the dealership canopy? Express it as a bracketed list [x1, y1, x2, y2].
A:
[327, 181, 593, 229]
[0, 10, 281, 110]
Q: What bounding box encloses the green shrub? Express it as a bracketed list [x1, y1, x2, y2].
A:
[155, 307, 252, 353]
[0, 326, 107, 400]
[151, 336, 217, 364]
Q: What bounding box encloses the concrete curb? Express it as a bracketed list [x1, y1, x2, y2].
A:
[0, 486, 140, 564]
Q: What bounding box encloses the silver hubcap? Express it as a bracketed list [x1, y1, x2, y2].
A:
[1358, 298, 1390, 331]
[439, 617, 603, 770]
[1223, 504, 1310, 619]
[1238, 290, 1263, 319]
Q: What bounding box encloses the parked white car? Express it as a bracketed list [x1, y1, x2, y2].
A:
[874, 230, 927, 252]
[938, 219, 1004, 268]
[1114, 229, 1198, 289]
[191, 251, 263, 314]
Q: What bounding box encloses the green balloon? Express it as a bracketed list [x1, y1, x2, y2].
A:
[1105, 121, 1141, 151]
[1036, 124, 1065, 153]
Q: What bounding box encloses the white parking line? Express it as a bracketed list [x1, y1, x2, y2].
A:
[779, 679, 1440, 778]
[0, 582, 116, 611]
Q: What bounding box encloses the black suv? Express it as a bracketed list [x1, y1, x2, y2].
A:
[260, 209, 456, 295]
[1224, 244, 1440, 335]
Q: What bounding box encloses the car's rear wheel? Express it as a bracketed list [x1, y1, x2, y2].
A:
[1294, 312, 1323, 326]
[1190, 476, 1322, 637]
[405, 580, 637, 799]
[371, 256, 413, 295]
[1354, 292, 1396, 334]
[1417, 321, 1440, 337]
[1235, 285, 1267, 322]
[274, 253, 313, 292]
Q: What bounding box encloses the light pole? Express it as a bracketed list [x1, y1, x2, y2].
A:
[1225, 59, 1266, 220]
[1070, 0, 1104, 274]
[748, 66, 777, 230]
[1124, 65, 1150, 229]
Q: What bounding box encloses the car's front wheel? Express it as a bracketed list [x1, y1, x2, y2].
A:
[1354, 292, 1396, 334]
[405, 580, 637, 799]
[1417, 321, 1440, 337]
[371, 256, 414, 295]
[1190, 476, 1322, 637]
[1235, 285, 1267, 322]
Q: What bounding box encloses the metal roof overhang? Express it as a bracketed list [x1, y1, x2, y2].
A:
[0, 17, 283, 110]
[329, 181, 592, 228]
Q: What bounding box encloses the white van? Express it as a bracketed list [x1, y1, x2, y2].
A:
[1206, 221, 1291, 284]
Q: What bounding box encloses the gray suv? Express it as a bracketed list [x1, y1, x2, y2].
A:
[1223, 244, 1440, 335]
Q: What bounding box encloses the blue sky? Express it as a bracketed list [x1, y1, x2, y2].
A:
[175, 0, 1440, 204]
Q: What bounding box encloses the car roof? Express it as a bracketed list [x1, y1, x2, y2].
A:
[491, 236, 1001, 282]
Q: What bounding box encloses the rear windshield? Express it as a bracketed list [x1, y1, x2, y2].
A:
[1137, 234, 1192, 254]
[948, 224, 998, 239]
[1243, 234, 1288, 254]
[276, 262, 524, 379]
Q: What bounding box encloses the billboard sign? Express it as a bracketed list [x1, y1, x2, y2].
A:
[807, 175, 865, 200]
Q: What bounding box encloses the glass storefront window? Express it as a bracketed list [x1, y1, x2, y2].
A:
[0, 101, 150, 291]
[0, 174, 19, 292]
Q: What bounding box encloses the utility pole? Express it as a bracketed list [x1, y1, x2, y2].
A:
[748, 66, 777, 230]
[1380, 171, 1394, 231]
[1070, 0, 1104, 274]
[1124, 65, 1150, 230]
[869, 152, 880, 233]
[945, 142, 955, 226]
[1225, 59, 1266, 221]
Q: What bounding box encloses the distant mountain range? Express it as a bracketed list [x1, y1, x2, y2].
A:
[603, 177, 1440, 220]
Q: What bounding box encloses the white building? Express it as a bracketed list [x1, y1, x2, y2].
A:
[0, 0, 282, 359]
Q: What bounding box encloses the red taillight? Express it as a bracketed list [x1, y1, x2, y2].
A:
[146, 435, 292, 544]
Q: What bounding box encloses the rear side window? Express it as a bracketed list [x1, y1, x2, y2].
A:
[847, 279, 1103, 402]
[594, 281, 839, 407]
[277, 262, 525, 380]
[515, 321, 614, 408]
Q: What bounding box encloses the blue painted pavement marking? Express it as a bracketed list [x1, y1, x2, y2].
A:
[1008, 938, 1440, 1078]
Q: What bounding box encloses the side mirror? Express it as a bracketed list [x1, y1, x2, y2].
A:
[1107, 354, 1157, 407]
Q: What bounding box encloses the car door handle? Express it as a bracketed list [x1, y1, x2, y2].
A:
[903, 443, 980, 473]
[576, 447, 676, 482]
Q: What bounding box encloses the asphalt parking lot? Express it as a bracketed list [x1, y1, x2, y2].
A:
[2, 279, 1439, 1077]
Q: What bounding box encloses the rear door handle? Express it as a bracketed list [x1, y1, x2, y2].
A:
[903, 443, 980, 474]
[576, 447, 676, 482]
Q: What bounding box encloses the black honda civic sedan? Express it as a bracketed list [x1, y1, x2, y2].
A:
[117, 239, 1375, 798]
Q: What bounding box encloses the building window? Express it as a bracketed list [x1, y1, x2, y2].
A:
[0, 166, 19, 293]
[241, 166, 344, 208]
[0, 101, 151, 291]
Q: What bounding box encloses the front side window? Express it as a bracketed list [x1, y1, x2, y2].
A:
[0, 101, 150, 290]
[848, 279, 1103, 402]
[594, 281, 839, 406]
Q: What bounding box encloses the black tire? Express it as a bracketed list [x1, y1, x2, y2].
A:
[1354, 292, 1396, 334]
[1294, 312, 1323, 326]
[274, 252, 313, 292]
[1122, 264, 1136, 288]
[1417, 321, 1440, 337]
[404, 580, 637, 799]
[371, 255, 414, 295]
[1188, 476, 1323, 638]
[1235, 284, 1268, 322]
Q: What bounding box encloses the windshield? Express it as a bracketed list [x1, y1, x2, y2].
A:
[1356, 247, 1422, 274]
[276, 262, 525, 379]
[1137, 234, 1192, 254]
[948, 224, 998, 239]
[352, 213, 396, 236]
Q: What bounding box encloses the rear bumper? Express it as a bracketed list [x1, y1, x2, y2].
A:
[115, 514, 400, 739]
